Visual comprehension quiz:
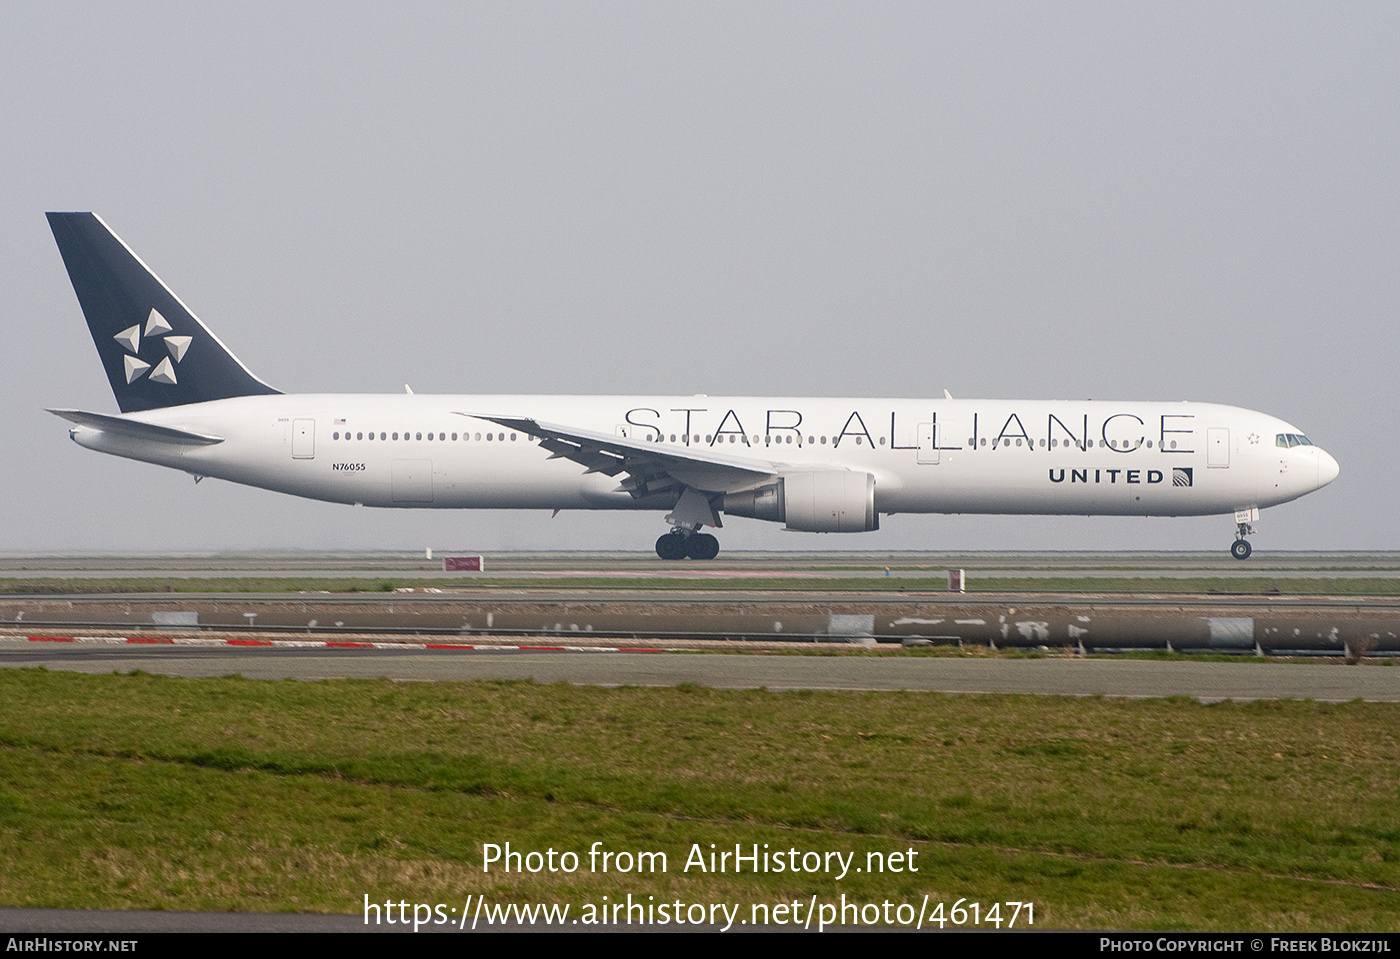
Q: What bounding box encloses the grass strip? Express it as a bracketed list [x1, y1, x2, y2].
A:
[0, 670, 1396, 928]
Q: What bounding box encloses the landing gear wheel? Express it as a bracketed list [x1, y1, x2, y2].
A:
[685, 532, 720, 560]
[655, 533, 688, 560]
[1231, 539, 1252, 561]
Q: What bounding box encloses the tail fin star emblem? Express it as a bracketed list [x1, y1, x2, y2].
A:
[113, 325, 140, 353]
[149, 357, 178, 385]
[165, 335, 191, 362]
[144, 309, 172, 336]
[115, 307, 189, 386]
[123, 355, 150, 384]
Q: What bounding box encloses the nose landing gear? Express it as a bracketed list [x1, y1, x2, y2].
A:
[1231, 521, 1255, 560]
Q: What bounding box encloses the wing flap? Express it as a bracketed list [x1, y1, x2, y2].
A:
[461, 413, 777, 495]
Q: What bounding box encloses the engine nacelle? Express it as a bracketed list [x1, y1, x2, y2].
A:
[723, 471, 879, 532]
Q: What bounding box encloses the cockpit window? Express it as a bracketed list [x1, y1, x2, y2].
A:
[1277, 433, 1314, 448]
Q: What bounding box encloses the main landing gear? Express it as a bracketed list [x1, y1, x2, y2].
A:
[1231, 521, 1255, 561]
[655, 529, 720, 561]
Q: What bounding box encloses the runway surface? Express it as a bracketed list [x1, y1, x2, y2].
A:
[3, 641, 1397, 701]
[3, 549, 1399, 580]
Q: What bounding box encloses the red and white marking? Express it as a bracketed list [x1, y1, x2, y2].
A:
[16, 635, 663, 653]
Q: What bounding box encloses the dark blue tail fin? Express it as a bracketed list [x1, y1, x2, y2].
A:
[48, 213, 280, 412]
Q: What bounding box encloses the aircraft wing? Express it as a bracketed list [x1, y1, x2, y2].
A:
[462, 413, 781, 499]
[48, 408, 225, 446]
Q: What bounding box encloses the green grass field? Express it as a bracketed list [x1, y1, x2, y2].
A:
[0, 668, 1396, 929]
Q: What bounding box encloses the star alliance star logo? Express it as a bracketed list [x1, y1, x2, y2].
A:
[114, 308, 191, 385]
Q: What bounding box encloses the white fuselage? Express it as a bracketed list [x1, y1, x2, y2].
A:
[68, 394, 1339, 523]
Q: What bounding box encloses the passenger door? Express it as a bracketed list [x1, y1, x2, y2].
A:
[292, 419, 315, 459]
[1206, 428, 1230, 468]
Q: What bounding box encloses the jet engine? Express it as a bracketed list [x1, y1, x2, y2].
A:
[723, 471, 879, 532]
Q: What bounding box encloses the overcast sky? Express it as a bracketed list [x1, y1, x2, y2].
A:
[3, 2, 1395, 554]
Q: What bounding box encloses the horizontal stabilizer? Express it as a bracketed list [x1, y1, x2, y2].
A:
[48, 409, 224, 446]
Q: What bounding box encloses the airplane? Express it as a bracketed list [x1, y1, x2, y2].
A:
[45, 212, 1339, 561]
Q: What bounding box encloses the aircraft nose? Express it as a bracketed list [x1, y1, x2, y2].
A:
[1317, 449, 1340, 489]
